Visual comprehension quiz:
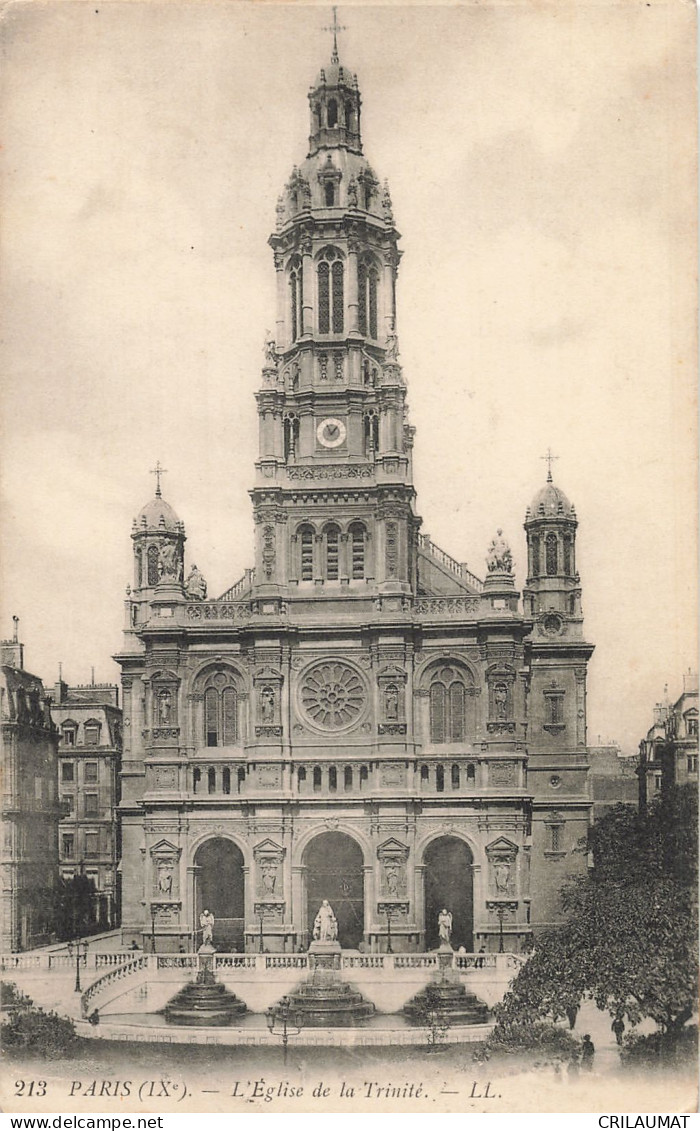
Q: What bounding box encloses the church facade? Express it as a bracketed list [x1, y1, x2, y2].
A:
[116, 46, 594, 954]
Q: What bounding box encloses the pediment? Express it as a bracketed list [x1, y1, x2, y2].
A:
[377, 837, 409, 860]
[485, 836, 518, 856]
[253, 838, 285, 858]
[149, 838, 180, 858]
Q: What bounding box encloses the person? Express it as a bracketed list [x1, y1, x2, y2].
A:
[476, 944, 486, 968]
[611, 1016, 625, 1045]
[581, 1034, 595, 1070]
[438, 908, 453, 946]
[313, 900, 338, 943]
[566, 1003, 579, 1030]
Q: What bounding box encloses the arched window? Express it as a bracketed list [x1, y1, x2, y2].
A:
[313, 766, 322, 791]
[420, 764, 429, 785]
[329, 766, 337, 792]
[466, 763, 476, 784]
[193, 767, 201, 793]
[358, 257, 379, 339]
[297, 766, 307, 788]
[222, 768, 231, 795]
[318, 249, 344, 334]
[344, 765, 353, 790]
[545, 533, 558, 576]
[136, 549, 143, 588]
[531, 535, 540, 576]
[207, 767, 216, 794]
[324, 181, 335, 207]
[429, 665, 471, 743]
[299, 526, 314, 581]
[147, 545, 160, 586]
[345, 100, 354, 130]
[563, 536, 572, 575]
[289, 256, 303, 342]
[202, 673, 239, 747]
[349, 523, 366, 579]
[451, 764, 460, 790]
[327, 99, 338, 127]
[324, 524, 340, 580]
[359, 765, 368, 789]
[237, 767, 245, 792]
[436, 764, 445, 792]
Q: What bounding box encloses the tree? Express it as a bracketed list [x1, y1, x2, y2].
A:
[54, 874, 98, 941]
[494, 787, 697, 1051]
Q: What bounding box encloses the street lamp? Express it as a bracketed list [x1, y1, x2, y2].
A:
[258, 908, 265, 954]
[150, 904, 157, 954]
[266, 996, 302, 1066]
[486, 900, 517, 954]
[67, 937, 88, 993]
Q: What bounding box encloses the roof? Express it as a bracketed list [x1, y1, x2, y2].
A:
[526, 478, 576, 521]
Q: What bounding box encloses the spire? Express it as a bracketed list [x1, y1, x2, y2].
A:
[322, 6, 347, 65]
[150, 460, 167, 498]
[540, 447, 559, 484]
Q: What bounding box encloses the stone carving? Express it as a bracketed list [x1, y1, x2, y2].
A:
[199, 909, 214, 946]
[385, 330, 399, 361]
[299, 660, 366, 731]
[347, 176, 358, 207]
[262, 525, 276, 580]
[385, 520, 398, 578]
[494, 683, 508, 719]
[186, 603, 253, 621]
[438, 908, 453, 945]
[384, 684, 399, 720]
[313, 900, 338, 942]
[263, 330, 278, 367]
[256, 725, 282, 738]
[156, 688, 173, 725]
[158, 540, 181, 581]
[378, 723, 407, 735]
[490, 761, 517, 786]
[494, 861, 511, 893]
[287, 464, 373, 481]
[377, 838, 409, 898]
[414, 597, 480, 617]
[486, 529, 513, 574]
[486, 837, 518, 897]
[260, 685, 275, 724]
[156, 861, 173, 896]
[185, 564, 207, 600]
[260, 860, 278, 895]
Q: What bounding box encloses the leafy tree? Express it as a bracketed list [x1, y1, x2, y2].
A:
[495, 787, 697, 1051]
[1, 981, 77, 1059]
[54, 873, 98, 941]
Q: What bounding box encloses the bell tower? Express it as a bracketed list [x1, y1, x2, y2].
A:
[250, 31, 420, 598]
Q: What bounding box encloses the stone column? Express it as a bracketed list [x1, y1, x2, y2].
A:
[301, 244, 313, 336]
[363, 864, 374, 945]
[274, 252, 286, 350]
[414, 864, 427, 950]
[347, 242, 360, 335]
[292, 864, 307, 946]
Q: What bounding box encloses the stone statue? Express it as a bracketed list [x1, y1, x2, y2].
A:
[494, 861, 511, 894]
[260, 686, 275, 724]
[347, 176, 358, 208]
[438, 908, 453, 946]
[313, 900, 338, 943]
[385, 863, 400, 897]
[157, 689, 172, 725]
[158, 540, 179, 580]
[157, 863, 173, 896]
[385, 684, 399, 721]
[385, 330, 400, 362]
[200, 909, 215, 946]
[494, 683, 508, 720]
[185, 564, 207, 600]
[261, 861, 277, 895]
[263, 331, 277, 367]
[486, 529, 514, 574]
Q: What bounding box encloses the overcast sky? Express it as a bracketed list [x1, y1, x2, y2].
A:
[1, 0, 695, 752]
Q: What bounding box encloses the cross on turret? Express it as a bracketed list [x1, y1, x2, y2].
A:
[322, 6, 347, 64]
[150, 461, 167, 497]
[540, 447, 559, 483]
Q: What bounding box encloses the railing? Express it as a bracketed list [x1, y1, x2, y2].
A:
[342, 955, 385, 968]
[418, 534, 484, 592]
[94, 953, 134, 969]
[454, 954, 497, 969]
[156, 956, 198, 971]
[216, 955, 258, 970]
[393, 955, 438, 968]
[264, 955, 307, 969]
[80, 954, 150, 1017]
[219, 570, 255, 602]
[1, 951, 132, 973]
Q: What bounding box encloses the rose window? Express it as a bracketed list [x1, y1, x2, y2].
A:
[300, 661, 365, 730]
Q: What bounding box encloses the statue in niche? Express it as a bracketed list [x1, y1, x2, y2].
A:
[347, 177, 358, 208]
[156, 862, 173, 897]
[185, 564, 207, 600]
[486, 529, 514, 574]
[158, 540, 179, 580]
[384, 684, 399, 721]
[199, 909, 215, 946]
[157, 689, 172, 725]
[385, 862, 400, 897]
[385, 330, 400, 362]
[260, 686, 275, 724]
[313, 900, 338, 943]
[494, 860, 511, 894]
[494, 683, 508, 720]
[261, 860, 278, 896]
[438, 908, 453, 946]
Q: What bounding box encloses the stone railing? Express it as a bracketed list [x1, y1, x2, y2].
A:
[413, 596, 481, 618]
[186, 602, 253, 622]
[218, 569, 255, 602]
[417, 535, 484, 593]
[215, 955, 258, 969]
[264, 955, 307, 969]
[80, 954, 150, 1017]
[1, 951, 132, 973]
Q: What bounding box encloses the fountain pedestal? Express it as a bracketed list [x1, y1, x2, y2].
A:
[272, 942, 375, 1027]
[163, 946, 247, 1027]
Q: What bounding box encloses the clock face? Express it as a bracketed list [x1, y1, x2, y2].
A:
[316, 417, 347, 449]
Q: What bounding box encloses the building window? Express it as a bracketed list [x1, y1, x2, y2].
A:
[61, 762, 74, 783]
[84, 793, 99, 818]
[563, 536, 572, 575]
[451, 764, 460, 790]
[62, 794, 74, 814]
[318, 249, 344, 334]
[298, 766, 306, 787]
[299, 526, 314, 581]
[349, 523, 366, 579]
[313, 766, 322, 792]
[62, 723, 77, 747]
[85, 832, 99, 858]
[467, 763, 476, 784]
[549, 825, 562, 852]
[289, 256, 303, 342]
[61, 834, 74, 859]
[429, 665, 469, 743]
[358, 257, 379, 338]
[327, 98, 338, 127]
[193, 767, 201, 793]
[344, 766, 353, 790]
[84, 720, 101, 746]
[420, 764, 429, 785]
[547, 694, 564, 725]
[436, 764, 445, 792]
[222, 768, 231, 795]
[203, 679, 238, 747]
[324, 180, 335, 206]
[686, 715, 698, 737]
[687, 755, 698, 773]
[359, 765, 368, 789]
[325, 525, 340, 580]
[208, 767, 216, 794]
[84, 762, 98, 784]
[329, 766, 337, 792]
[531, 535, 540, 576]
[237, 767, 245, 792]
[545, 533, 558, 575]
[147, 544, 160, 586]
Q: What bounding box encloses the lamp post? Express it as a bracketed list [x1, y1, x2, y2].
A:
[67, 937, 88, 993]
[266, 996, 302, 1066]
[495, 905, 506, 953]
[385, 905, 394, 954]
[486, 900, 517, 954]
[150, 904, 157, 954]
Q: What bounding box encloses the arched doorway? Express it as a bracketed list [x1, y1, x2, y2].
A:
[423, 836, 473, 951]
[194, 838, 244, 951]
[304, 832, 364, 948]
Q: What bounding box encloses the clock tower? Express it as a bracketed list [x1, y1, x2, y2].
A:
[252, 45, 418, 597]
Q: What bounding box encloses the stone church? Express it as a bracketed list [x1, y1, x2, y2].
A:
[116, 42, 594, 955]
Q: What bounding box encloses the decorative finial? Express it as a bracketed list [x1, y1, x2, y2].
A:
[12, 615, 19, 643]
[150, 461, 167, 498]
[322, 6, 347, 65]
[540, 447, 559, 483]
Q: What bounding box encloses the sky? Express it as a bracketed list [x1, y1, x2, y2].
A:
[0, 0, 696, 753]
